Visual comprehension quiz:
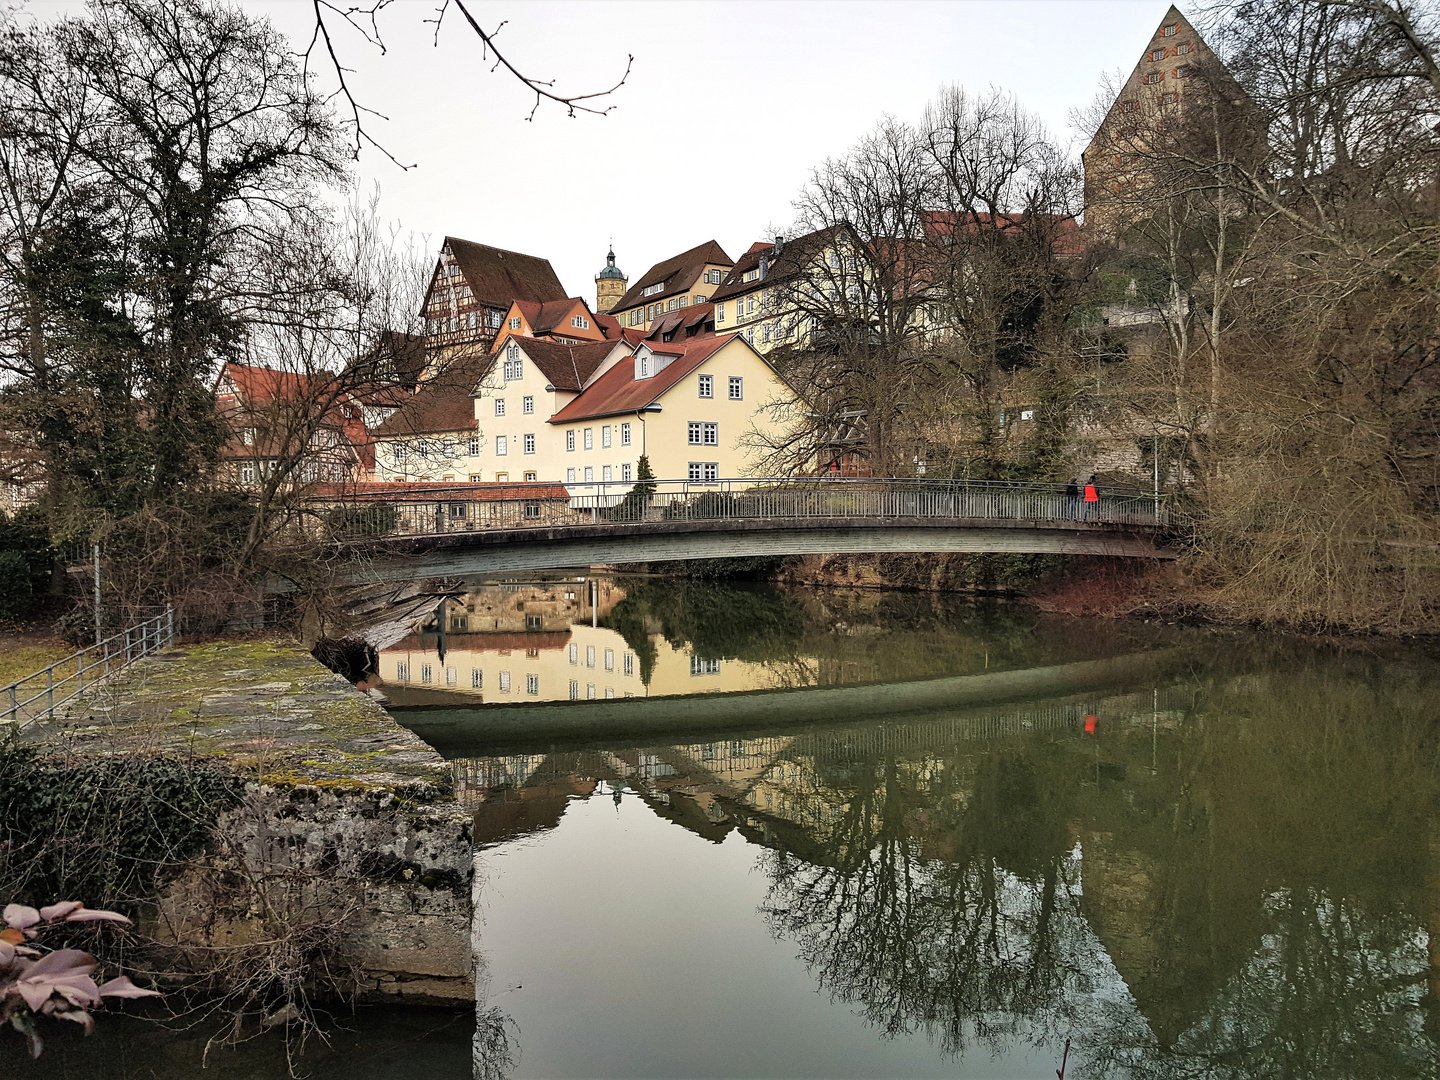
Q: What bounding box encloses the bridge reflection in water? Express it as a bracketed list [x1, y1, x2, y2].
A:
[396, 599, 1440, 1079]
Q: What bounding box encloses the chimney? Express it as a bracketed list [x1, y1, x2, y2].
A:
[774, 235, 785, 254]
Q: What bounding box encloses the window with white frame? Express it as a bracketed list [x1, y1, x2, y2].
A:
[586, 645, 596, 667]
[396, 661, 409, 681]
[584, 466, 593, 482]
[1162, 22, 1178, 35]
[620, 422, 631, 446]
[699, 375, 713, 398]
[523, 433, 535, 454]
[566, 430, 575, 451]
[569, 680, 579, 700]
[566, 467, 576, 483]
[690, 656, 722, 676]
[624, 653, 634, 676]
[504, 344, 522, 380]
[468, 435, 480, 456]
[495, 398, 506, 417]
[523, 396, 534, 415]
[509, 316, 521, 329]
[602, 465, 612, 481]
[471, 669, 482, 688]
[499, 671, 511, 692]
[690, 421, 718, 445]
[637, 354, 651, 379]
[583, 428, 594, 450]
[688, 461, 719, 482]
[601, 425, 611, 448]
[716, 303, 726, 322]
[421, 663, 433, 684]
[643, 282, 664, 297]
[446, 666, 457, 686]
[571, 315, 589, 330]
[569, 643, 578, 664]
[526, 673, 539, 695]
[240, 462, 256, 484]
[495, 435, 508, 456]
[621, 463, 632, 482]
[729, 376, 743, 400]
[747, 296, 756, 314]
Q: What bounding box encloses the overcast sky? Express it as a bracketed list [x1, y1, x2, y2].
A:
[50, 0, 1164, 302]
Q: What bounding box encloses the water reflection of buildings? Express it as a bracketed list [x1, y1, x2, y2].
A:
[455, 672, 1440, 1076]
[379, 580, 807, 704]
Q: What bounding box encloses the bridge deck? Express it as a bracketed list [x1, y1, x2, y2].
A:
[315, 478, 1177, 582]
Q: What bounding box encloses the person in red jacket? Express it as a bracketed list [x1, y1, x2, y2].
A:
[1083, 475, 1099, 521]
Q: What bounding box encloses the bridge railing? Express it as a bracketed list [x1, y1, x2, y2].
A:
[313, 477, 1168, 541]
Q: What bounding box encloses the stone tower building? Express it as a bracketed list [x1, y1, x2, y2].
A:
[1081, 5, 1239, 240]
[594, 248, 627, 314]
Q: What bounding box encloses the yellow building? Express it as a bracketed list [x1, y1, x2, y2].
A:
[465, 337, 631, 483]
[710, 226, 863, 354]
[546, 334, 793, 485]
[607, 240, 733, 334]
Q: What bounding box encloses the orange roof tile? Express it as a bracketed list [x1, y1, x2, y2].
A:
[547, 336, 736, 424]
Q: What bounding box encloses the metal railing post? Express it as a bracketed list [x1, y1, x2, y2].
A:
[46, 665, 54, 717]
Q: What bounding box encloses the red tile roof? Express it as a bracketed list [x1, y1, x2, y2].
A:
[547, 335, 736, 424]
[921, 211, 1084, 256]
[371, 355, 488, 437]
[612, 240, 733, 312]
[314, 480, 570, 500]
[594, 311, 623, 339]
[440, 237, 569, 311]
[512, 338, 622, 392]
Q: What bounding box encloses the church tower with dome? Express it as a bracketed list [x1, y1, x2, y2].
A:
[594, 247, 627, 314]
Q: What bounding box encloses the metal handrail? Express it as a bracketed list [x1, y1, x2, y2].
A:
[1, 608, 175, 728]
[311, 476, 1171, 541]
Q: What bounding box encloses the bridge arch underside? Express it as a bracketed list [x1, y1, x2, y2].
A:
[357, 519, 1176, 584]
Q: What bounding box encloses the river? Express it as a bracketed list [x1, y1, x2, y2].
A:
[15, 576, 1440, 1078]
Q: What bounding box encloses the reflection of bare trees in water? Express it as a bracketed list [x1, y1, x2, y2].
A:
[758, 752, 1092, 1063]
[472, 1004, 519, 1080]
[1083, 888, 1432, 1080]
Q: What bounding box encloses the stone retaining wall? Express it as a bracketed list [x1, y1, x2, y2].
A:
[20, 639, 474, 1004]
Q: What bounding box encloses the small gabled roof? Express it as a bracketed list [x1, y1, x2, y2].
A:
[612, 240, 733, 312]
[512, 338, 625, 392]
[437, 237, 569, 310]
[372, 355, 489, 438]
[547, 335, 740, 424]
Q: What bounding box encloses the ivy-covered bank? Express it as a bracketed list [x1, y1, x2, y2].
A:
[3, 640, 475, 1007]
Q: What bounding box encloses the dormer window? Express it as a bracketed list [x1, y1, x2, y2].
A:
[643, 282, 665, 297]
[637, 353, 652, 379]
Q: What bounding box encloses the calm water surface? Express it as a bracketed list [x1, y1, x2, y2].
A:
[11, 577, 1440, 1078]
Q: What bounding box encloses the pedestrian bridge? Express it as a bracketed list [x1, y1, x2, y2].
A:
[320, 477, 1177, 583]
